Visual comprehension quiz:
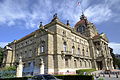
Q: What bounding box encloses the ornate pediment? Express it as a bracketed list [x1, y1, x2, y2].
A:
[93, 33, 109, 42]
[100, 33, 109, 42]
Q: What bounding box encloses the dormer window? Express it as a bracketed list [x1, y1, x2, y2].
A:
[80, 26, 85, 33]
[77, 25, 85, 34]
[40, 41, 45, 53]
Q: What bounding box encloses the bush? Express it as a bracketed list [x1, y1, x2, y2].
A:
[76, 69, 96, 75]
[0, 66, 16, 71]
[0, 77, 29, 80]
[98, 77, 104, 80]
[0, 66, 16, 78]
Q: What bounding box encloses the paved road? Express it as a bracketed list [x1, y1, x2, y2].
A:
[95, 77, 120, 80]
[94, 74, 120, 80]
[93, 70, 120, 80]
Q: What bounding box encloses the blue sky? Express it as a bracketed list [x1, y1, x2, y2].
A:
[0, 0, 120, 54]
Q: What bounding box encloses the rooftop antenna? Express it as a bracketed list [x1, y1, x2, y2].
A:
[79, 0, 84, 15]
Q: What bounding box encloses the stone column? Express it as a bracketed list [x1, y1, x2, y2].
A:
[103, 59, 108, 70]
[91, 59, 98, 70]
[39, 59, 44, 74]
[94, 60, 98, 70]
[33, 61, 40, 75]
[40, 62, 44, 74]
[16, 56, 23, 77]
[110, 59, 114, 69]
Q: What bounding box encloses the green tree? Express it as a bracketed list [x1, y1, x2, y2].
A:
[109, 47, 117, 68]
[115, 58, 120, 68]
[0, 46, 3, 67]
[109, 47, 120, 69]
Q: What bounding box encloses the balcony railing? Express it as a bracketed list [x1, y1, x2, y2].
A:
[96, 54, 103, 58]
[61, 51, 72, 56]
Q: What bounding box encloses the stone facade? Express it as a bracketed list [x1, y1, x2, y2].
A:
[2, 14, 114, 75]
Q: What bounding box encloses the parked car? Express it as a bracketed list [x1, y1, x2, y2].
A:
[32, 74, 62, 80]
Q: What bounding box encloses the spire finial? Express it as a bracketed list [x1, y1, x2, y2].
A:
[67, 20, 70, 26]
[51, 13, 59, 22]
[80, 12, 87, 20]
[39, 22, 43, 28]
[53, 13, 57, 18]
[40, 22, 42, 26]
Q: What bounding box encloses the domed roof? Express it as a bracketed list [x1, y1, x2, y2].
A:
[74, 19, 86, 28]
[74, 14, 88, 28]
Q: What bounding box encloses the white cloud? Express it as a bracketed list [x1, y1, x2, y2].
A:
[84, 4, 112, 23]
[0, 42, 9, 48]
[0, 0, 119, 28]
[8, 20, 15, 26]
[109, 42, 120, 54]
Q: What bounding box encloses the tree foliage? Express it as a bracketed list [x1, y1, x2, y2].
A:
[109, 47, 120, 69]
[0, 46, 3, 67]
[0, 66, 16, 78]
[115, 58, 120, 68]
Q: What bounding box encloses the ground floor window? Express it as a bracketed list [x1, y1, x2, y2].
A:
[74, 60, 77, 68]
[80, 60, 82, 67]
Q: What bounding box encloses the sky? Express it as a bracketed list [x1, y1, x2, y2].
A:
[0, 0, 120, 54]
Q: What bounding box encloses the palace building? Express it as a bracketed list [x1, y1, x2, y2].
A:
[2, 14, 114, 75]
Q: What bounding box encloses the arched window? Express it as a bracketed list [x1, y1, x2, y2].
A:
[74, 60, 77, 68]
[72, 46, 75, 54]
[78, 48, 80, 54]
[80, 60, 82, 67]
[63, 42, 67, 51]
[41, 46, 44, 52]
[89, 60, 91, 67]
[86, 48, 88, 54]
[84, 60, 86, 67]
[82, 48, 84, 56]
[65, 59, 69, 67]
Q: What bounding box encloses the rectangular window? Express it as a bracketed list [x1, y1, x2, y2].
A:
[80, 61, 82, 67]
[78, 48, 80, 54]
[41, 46, 44, 53]
[63, 45, 67, 51]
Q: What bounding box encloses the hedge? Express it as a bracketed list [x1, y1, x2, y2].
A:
[0, 75, 94, 80]
[76, 69, 96, 75]
[55, 75, 94, 80]
[0, 77, 28, 80]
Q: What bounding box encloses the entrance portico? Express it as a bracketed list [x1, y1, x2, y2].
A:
[96, 61, 103, 70]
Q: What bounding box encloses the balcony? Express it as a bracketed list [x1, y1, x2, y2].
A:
[74, 54, 81, 57]
[61, 51, 72, 56]
[96, 54, 104, 58]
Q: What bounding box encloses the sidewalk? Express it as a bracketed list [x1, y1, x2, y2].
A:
[93, 70, 120, 80]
